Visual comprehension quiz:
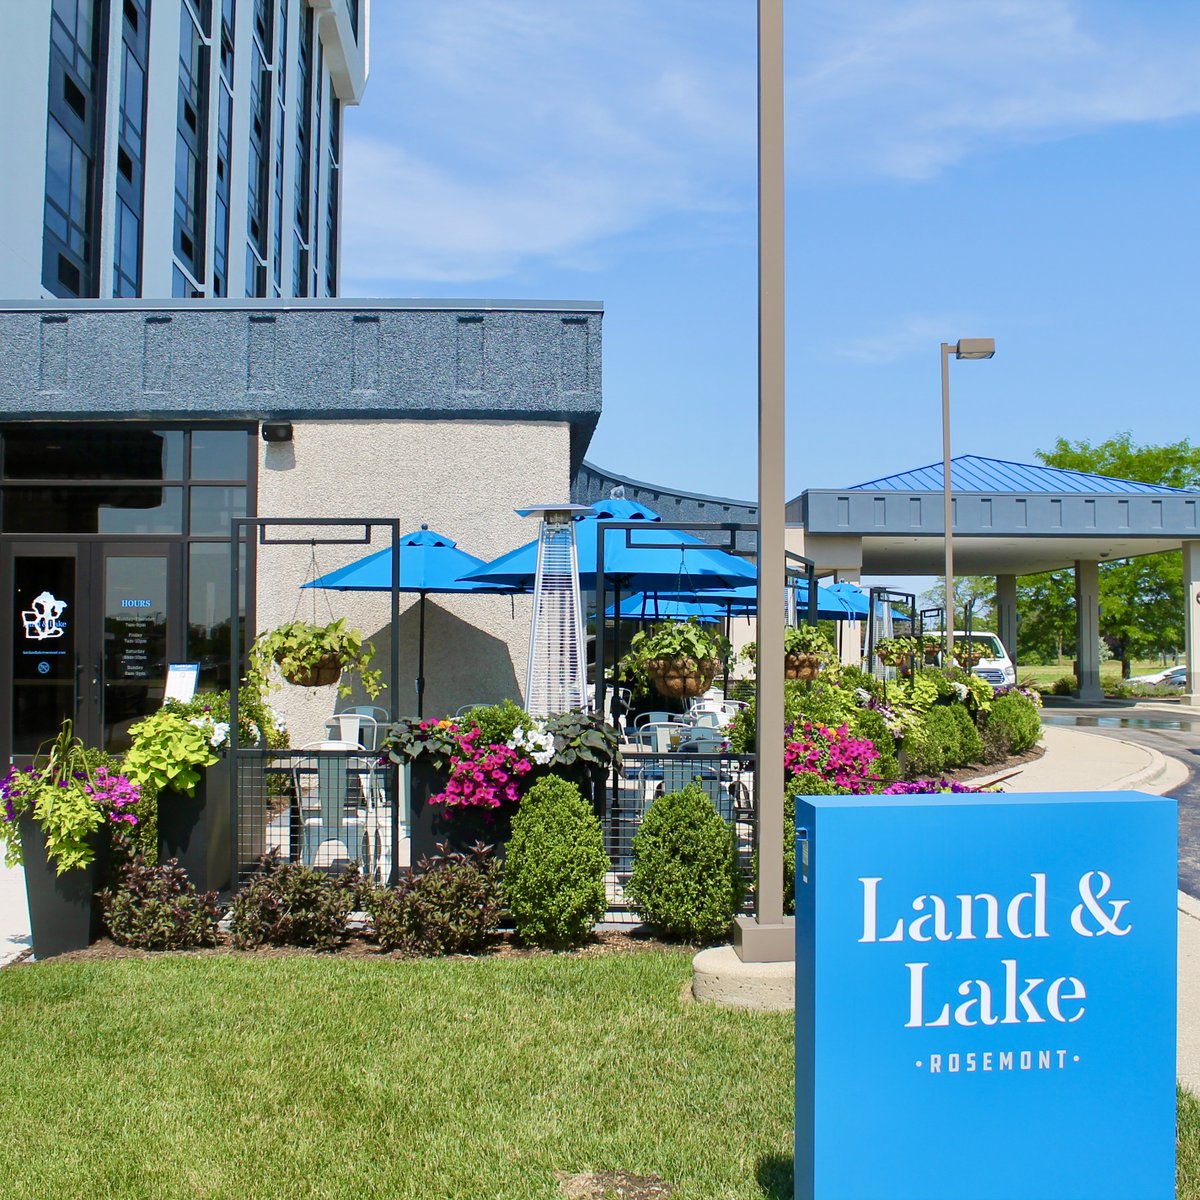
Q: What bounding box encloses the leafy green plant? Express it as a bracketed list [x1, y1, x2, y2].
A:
[461, 700, 528, 749]
[0, 721, 141, 874]
[246, 618, 384, 701]
[366, 843, 502, 955]
[784, 625, 834, 657]
[849, 708, 900, 782]
[123, 709, 220, 800]
[987, 691, 1043, 754]
[620, 618, 730, 692]
[947, 702, 984, 765]
[99, 855, 220, 950]
[626, 782, 743, 942]
[541, 709, 622, 772]
[1051, 675, 1077, 696]
[504, 776, 608, 949]
[873, 635, 920, 666]
[228, 856, 352, 951]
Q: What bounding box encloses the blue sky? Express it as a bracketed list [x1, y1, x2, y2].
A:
[341, 1, 1200, 507]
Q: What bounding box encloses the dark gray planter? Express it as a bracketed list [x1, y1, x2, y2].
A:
[19, 813, 104, 959]
[407, 759, 514, 866]
[157, 764, 231, 892]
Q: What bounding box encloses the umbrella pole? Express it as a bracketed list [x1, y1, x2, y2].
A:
[724, 601, 732, 696]
[416, 591, 427, 720]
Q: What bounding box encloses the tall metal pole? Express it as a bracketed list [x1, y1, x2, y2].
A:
[735, 0, 790, 963]
[941, 343, 955, 661]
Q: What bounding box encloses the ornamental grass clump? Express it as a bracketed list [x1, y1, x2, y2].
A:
[367, 843, 502, 956]
[504, 776, 607, 949]
[783, 720, 880, 793]
[99, 855, 220, 950]
[228, 856, 352, 951]
[626, 782, 743, 943]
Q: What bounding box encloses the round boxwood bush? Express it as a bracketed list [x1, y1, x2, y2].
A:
[988, 691, 1042, 754]
[504, 775, 608, 949]
[947, 702, 984, 766]
[626, 781, 743, 942]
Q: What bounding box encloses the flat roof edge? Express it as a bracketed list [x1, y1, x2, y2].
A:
[0, 297, 605, 315]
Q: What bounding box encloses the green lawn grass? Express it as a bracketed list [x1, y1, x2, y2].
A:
[1018, 659, 1174, 688]
[0, 951, 794, 1200]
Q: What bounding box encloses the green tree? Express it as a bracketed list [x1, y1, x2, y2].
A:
[918, 577, 997, 632]
[1034, 433, 1199, 675]
[1015, 570, 1076, 665]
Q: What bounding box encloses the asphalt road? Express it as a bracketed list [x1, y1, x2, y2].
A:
[1042, 705, 1200, 899]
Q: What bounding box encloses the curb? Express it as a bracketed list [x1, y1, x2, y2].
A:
[1107, 741, 1191, 796]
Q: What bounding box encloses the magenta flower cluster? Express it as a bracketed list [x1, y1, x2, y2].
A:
[431, 724, 533, 810]
[85, 768, 140, 825]
[784, 721, 880, 793]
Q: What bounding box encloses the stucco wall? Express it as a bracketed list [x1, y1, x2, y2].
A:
[255, 417, 570, 745]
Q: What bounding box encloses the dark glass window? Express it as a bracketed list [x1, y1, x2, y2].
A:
[118, 45, 145, 159]
[188, 542, 245, 690]
[174, 5, 209, 289]
[190, 486, 246, 534]
[44, 118, 90, 259]
[245, 45, 272, 294]
[191, 430, 249, 480]
[3, 428, 184, 481]
[214, 84, 233, 296]
[50, 0, 98, 89]
[113, 198, 141, 297]
[3, 487, 183, 535]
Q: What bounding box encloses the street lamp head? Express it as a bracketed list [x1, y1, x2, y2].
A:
[954, 337, 996, 360]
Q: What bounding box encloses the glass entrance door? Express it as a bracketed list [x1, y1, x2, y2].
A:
[2, 542, 181, 762]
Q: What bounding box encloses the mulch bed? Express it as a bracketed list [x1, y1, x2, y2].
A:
[943, 743, 1046, 785]
[9, 925, 687, 967]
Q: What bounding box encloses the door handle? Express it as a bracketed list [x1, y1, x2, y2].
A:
[92, 659, 102, 712]
[74, 655, 83, 715]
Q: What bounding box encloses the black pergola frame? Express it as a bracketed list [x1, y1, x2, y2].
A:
[229, 516, 402, 886]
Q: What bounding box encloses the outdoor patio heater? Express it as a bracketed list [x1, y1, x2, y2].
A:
[523, 504, 591, 717]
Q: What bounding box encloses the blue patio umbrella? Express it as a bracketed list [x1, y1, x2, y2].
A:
[303, 525, 518, 718]
[603, 594, 728, 622]
[623, 581, 867, 620]
[458, 498, 758, 593]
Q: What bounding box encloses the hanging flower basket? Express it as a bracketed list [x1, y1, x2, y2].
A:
[279, 651, 343, 689]
[784, 653, 821, 681]
[646, 657, 718, 700]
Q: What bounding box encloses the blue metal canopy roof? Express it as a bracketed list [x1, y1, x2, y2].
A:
[846, 454, 1195, 496]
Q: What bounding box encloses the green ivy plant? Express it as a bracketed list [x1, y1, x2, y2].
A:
[619, 618, 730, 691]
[123, 710, 221, 799]
[246, 618, 384, 701]
[784, 625, 834, 657]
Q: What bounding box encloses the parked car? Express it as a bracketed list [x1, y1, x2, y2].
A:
[924, 631, 1016, 687]
[1128, 664, 1188, 690]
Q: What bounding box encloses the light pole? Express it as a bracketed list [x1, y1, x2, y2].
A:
[940, 338, 995, 661]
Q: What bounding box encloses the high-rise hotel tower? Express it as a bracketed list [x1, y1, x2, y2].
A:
[0, 0, 368, 300]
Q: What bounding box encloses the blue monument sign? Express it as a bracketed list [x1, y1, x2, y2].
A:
[795, 791, 1177, 1200]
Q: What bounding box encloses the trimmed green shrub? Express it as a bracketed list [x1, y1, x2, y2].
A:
[463, 699, 529, 748]
[903, 708, 953, 777]
[228, 856, 352, 951]
[988, 691, 1042, 754]
[99, 855, 220, 950]
[779, 774, 844, 916]
[980, 716, 1012, 764]
[626, 782, 743, 942]
[947, 703, 984, 765]
[504, 776, 607, 949]
[1051, 676, 1076, 696]
[367, 843, 502, 956]
[850, 708, 900, 782]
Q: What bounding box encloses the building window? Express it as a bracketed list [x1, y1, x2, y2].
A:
[113, 0, 149, 297]
[325, 99, 340, 296]
[113, 198, 140, 297]
[292, 3, 314, 296]
[42, 0, 103, 298]
[174, 3, 210, 291]
[245, 45, 271, 296]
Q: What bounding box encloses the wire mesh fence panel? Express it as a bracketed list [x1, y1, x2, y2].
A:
[602, 751, 757, 920]
[234, 749, 396, 887]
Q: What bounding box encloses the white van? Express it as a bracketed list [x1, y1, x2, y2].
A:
[927, 631, 1016, 688]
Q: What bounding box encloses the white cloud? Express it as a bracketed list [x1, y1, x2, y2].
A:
[341, 1, 1200, 288]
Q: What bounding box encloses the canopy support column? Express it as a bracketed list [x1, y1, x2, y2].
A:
[1182, 541, 1200, 707]
[1075, 559, 1103, 701]
[996, 574, 1018, 665]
